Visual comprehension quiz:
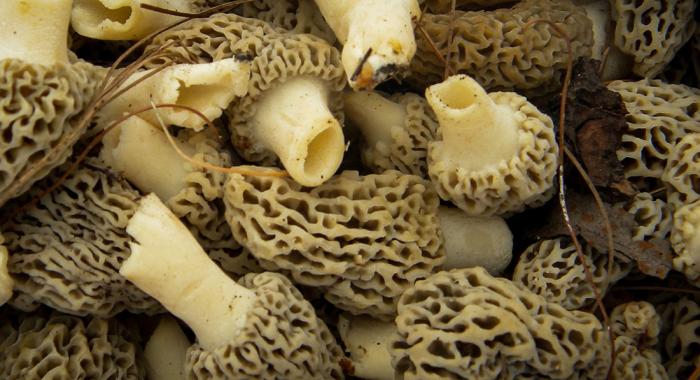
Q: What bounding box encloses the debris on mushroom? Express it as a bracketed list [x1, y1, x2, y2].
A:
[314, 0, 421, 89]
[512, 238, 631, 310]
[337, 314, 395, 380]
[223, 169, 444, 319]
[0, 233, 12, 306]
[393, 267, 612, 379]
[669, 199, 700, 287]
[0, 309, 145, 379]
[237, 0, 337, 43]
[662, 133, 700, 211]
[625, 192, 673, 242]
[145, 14, 347, 186]
[609, 0, 696, 78]
[437, 206, 513, 274]
[426, 74, 558, 216]
[608, 79, 700, 188]
[658, 297, 700, 379]
[99, 58, 251, 131]
[409, 0, 594, 91]
[71, 0, 196, 40]
[1, 161, 162, 317]
[0, 0, 104, 207]
[344, 91, 439, 178]
[120, 194, 345, 379]
[145, 315, 190, 380]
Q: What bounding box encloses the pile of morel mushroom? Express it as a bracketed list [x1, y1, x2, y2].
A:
[1, 0, 699, 379]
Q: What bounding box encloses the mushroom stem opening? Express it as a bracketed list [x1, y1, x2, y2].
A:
[252, 76, 344, 186]
[344, 91, 406, 150]
[100, 58, 250, 131]
[72, 0, 194, 40]
[0, 0, 71, 65]
[316, 0, 420, 89]
[338, 315, 396, 380]
[426, 75, 519, 171]
[120, 194, 257, 351]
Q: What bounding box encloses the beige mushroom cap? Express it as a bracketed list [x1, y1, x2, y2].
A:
[0, 233, 13, 306]
[611, 301, 662, 345]
[670, 199, 700, 286]
[659, 297, 700, 379]
[663, 133, 700, 211]
[237, 0, 336, 43]
[625, 192, 673, 241]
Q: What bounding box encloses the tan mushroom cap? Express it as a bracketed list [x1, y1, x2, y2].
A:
[186, 272, 345, 380]
[393, 267, 612, 379]
[659, 297, 700, 379]
[409, 0, 593, 91]
[237, 0, 336, 43]
[610, 0, 696, 78]
[0, 310, 145, 379]
[611, 301, 662, 345]
[223, 169, 444, 319]
[0, 233, 12, 306]
[512, 238, 631, 310]
[670, 199, 700, 287]
[612, 335, 669, 380]
[663, 133, 700, 211]
[0, 162, 162, 317]
[625, 192, 672, 241]
[0, 59, 104, 207]
[610, 302, 667, 380]
[608, 79, 700, 187]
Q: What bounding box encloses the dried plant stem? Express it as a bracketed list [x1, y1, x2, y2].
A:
[614, 286, 700, 296]
[690, 363, 700, 380]
[442, 0, 457, 80]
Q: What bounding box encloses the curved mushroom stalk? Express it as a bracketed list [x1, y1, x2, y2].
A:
[120, 194, 257, 351]
[0, 234, 12, 306]
[0, 0, 71, 65]
[315, 0, 420, 89]
[72, 0, 195, 40]
[251, 76, 345, 186]
[338, 314, 395, 380]
[100, 58, 250, 131]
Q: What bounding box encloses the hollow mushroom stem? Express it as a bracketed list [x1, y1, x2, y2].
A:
[315, 0, 420, 89]
[426, 75, 519, 171]
[344, 91, 406, 149]
[119, 194, 257, 351]
[338, 314, 396, 380]
[71, 0, 195, 41]
[0, 0, 71, 65]
[251, 76, 344, 186]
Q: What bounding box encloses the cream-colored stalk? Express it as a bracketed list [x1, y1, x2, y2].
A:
[100, 58, 250, 131]
[71, 0, 194, 40]
[426, 74, 519, 171]
[99, 115, 193, 201]
[252, 76, 344, 186]
[338, 314, 395, 380]
[315, 0, 420, 90]
[575, 0, 630, 80]
[145, 316, 190, 380]
[0, 234, 13, 306]
[437, 207, 513, 274]
[0, 0, 72, 65]
[120, 194, 257, 351]
[344, 91, 405, 149]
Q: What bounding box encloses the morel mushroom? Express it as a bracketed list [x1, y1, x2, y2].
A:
[625, 192, 673, 241]
[344, 90, 439, 178]
[0, 233, 12, 306]
[659, 297, 700, 379]
[144, 316, 190, 380]
[120, 194, 345, 379]
[426, 74, 558, 216]
[0, 309, 145, 379]
[0, 0, 103, 206]
[145, 13, 347, 186]
[663, 133, 700, 211]
[670, 199, 700, 287]
[237, 0, 336, 42]
[409, 0, 593, 91]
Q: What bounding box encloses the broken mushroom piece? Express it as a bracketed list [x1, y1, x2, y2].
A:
[659, 297, 700, 379]
[223, 169, 444, 319]
[426, 74, 558, 216]
[393, 267, 612, 379]
[99, 58, 250, 131]
[0, 310, 145, 379]
[344, 91, 439, 178]
[662, 133, 700, 211]
[337, 314, 395, 380]
[315, 0, 421, 89]
[0, 233, 12, 306]
[609, 0, 696, 78]
[120, 194, 344, 379]
[670, 200, 700, 287]
[625, 192, 673, 241]
[71, 0, 196, 40]
[145, 13, 347, 186]
[0, 162, 162, 317]
[409, 0, 593, 91]
[145, 316, 190, 380]
[512, 238, 631, 310]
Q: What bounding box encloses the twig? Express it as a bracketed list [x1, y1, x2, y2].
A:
[443, 0, 457, 80]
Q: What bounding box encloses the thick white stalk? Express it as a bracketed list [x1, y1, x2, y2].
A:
[426, 75, 519, 171]
[252, 76, 344, 186]
[338, 315, 395, 380]
[0, 0, 72, 65]
[120, 194, 257, 351]
[344, 91, 405, 149]
[576, 0, 629, 80]
[100, 59, 250, 131]
[72, 0, 194, 40]
[145, 316, 190, 380]
[315, 0, 420, 89]
[99, 116, 193, 201]
[437, 207, 513, 275]
[0, 234, 12, 306]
